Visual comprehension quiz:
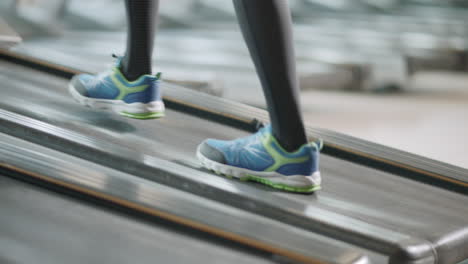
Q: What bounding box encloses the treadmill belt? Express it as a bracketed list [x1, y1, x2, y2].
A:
[0, 132, 375, 264]
[1, 51, 468, 264]
[0, 58, 246, 163]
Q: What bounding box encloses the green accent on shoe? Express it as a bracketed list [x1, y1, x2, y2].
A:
[261, 133, 310, 172]
[307, 139, 323, 151]
[246, 174, 320, 193]
[110, 68, 150, 100]
[119, 111, 165, 120]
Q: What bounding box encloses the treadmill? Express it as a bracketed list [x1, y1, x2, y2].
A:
[0, 26, 467, 264]
[0, 18, 21, 49]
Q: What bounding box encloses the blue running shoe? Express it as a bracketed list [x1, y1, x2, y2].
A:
[68, 57, 164, 119]
[197, 125, 322, 193]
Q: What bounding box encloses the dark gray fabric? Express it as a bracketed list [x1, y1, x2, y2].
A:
[232, 0, 308, 152]
[200, 141, 227, 164]
[121, 0, 159, 81]
[70, 75, 88, 96]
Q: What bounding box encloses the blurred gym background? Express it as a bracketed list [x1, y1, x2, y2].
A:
[2, 0, 468, 168]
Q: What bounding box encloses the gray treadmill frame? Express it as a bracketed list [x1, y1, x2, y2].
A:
[0, 49, 467, 264]
[0, 48, 466, 196]
[0, 132, 371, 264]
[0, 18, 21, 49]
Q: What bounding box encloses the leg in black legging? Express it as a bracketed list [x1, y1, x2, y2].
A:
[121, 0, 159, 81]
[232, 0, 307, 152]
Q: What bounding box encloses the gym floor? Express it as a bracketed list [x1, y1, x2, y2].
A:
[301, 82, 468, 169]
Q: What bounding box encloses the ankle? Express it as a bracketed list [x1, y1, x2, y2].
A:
[272, 133, 307, 153]
[281, 141, 305, 153]
[119, 66, 138, 82]
[119, 59, 150, 82]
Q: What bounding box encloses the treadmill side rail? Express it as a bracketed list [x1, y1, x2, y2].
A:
[0, 132, 373, 264]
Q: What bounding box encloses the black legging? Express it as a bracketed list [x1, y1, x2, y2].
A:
[121, 0, 158, 82]
[121, 0, 307, 152]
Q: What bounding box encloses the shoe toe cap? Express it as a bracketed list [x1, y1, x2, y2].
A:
[70, 74, 93, 96]
[199, 140, 226, 164]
